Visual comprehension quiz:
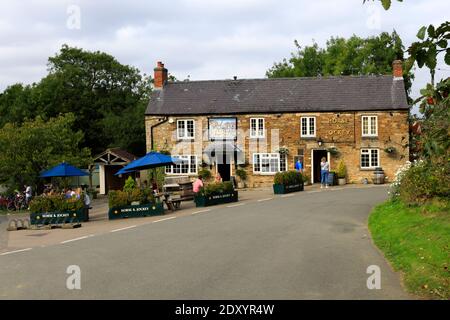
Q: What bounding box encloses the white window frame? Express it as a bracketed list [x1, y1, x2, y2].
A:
[250, 118, 265, 138]
[177, 119, 195, 140]
[252, 153, 284, 175]
[165, 155, 197, 175]
[300, 117, 316, 138]
[360, 149, 380, 169]
[361, 115, 378, 137]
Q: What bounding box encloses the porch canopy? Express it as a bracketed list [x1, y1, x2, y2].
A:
[40, 162, 89, 178]
[203, 141, 244, 164]
[115, 151, 180, 175]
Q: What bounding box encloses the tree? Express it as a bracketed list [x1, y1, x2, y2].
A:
[266, 32, 413, 102]
[0, 113, 91, 192]
[0, 45, 152, 156]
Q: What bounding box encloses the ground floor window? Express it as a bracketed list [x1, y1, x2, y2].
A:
[253, 153, 286, 174]
[360, 149, 379, 169]
[166, 155, 197, 174]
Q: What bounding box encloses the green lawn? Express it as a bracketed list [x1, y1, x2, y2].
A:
[369, 199, 450, 299]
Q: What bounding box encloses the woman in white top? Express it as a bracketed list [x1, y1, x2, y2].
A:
[320, 157, 330, 188]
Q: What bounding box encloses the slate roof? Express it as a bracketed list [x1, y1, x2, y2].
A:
[145, 75, 409, 116]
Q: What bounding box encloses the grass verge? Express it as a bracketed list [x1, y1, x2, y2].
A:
[369, 199, 450, 299]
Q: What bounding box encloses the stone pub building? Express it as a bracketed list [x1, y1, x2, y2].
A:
[145, 61, 409, 187]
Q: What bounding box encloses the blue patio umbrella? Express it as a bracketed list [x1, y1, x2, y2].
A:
[40, 162, 89, 178]
[115, 152, 180, 175]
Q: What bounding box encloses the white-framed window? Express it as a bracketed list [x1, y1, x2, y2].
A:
[301, 117, 316, 137]
[165, 155, 197, 174]
[250, 118, 265, 138]
[361, 116, 378, 137]
[253, 153, 285, 174]
[177, 119, 195, 140]
[279, 153, 287, 172]
[360, 149, 379, 169]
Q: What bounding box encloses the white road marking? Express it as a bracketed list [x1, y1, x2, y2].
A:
[281, 194, 295, 198]
[191, 209, 211, 215]
[258, 198, 273, 202]
[60, 235, 94, 244]
[153, 216, 176, 223]
[0, 248, 32, 256]
[227, 203, 246, 208]
[306, 190, 321, 194]
[110, 225, 137, 233]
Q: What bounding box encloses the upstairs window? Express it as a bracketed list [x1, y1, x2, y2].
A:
[301, 117, 316, 137]
[362, 116, 377, 137]
[177, 119, 195, 140]
[250, 118, 265, 138]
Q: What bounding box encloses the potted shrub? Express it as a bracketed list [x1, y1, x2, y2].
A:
[198, 168, 212, 181]
[235, 168, 247, 188]
[273, 171, 304, 194]
[337, 160, 347, 185]
[29, 194, 87, 225]
[302, 174, 310, 186]
[108, 186, 164, 220]
[194, 181, 238, 207]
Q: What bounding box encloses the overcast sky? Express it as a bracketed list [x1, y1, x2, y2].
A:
[1, 0, 449, 108]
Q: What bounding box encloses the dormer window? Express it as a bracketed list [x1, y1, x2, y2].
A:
[177, 119, 195, 140]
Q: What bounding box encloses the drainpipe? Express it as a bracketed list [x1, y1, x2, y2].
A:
[150, 117, 168, 151]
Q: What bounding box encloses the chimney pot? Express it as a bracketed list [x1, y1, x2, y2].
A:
[154, 61, 168, 89]
[392, 60, 403, 79]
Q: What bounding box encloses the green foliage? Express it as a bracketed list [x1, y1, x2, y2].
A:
[235, 168, 248, 181]
[267, 32, 413, 102]
[369, 199, 450, 299]
[0, 44, 152, 156]
[407, 22, 449, 84]
[198, 169, 212, 180]
[399, 161, 450, 205]
[0, 113, 91, 191]
[123, 176, 136, 193]
[29, 194, 84, 213]
[363, 0, 403, 11]
[199, 181, 234, 196]
[108, 190, 129, 208]
[337, 160, 347, 179]
[274, 171, 303, 186]
[108, 187, 156, 208]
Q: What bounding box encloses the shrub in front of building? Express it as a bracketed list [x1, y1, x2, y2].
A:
[273, 171, 304, 194]
[30, 194, 84, 213]
[108, 188, 156, 208]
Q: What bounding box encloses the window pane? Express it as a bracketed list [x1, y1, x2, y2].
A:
[361, 150, 369, 168]
[371, 150, 379, 167]
[258, 119, 264, 136]
[309, 117, 315, 136]
[301, 118, 307, 136]
[279, 153, 287, 171]
[177, 121, 185, 138]
[250, 119, 256, 136]
[187, 121, 194, 137]
[370, 117, 377, 135]
[362, 117, 368, 135]
[253, 154, 260, 172]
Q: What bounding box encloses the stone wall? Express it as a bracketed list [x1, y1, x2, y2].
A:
[145, 111, 409, 187]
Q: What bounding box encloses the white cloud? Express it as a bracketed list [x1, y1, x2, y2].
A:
[0, 0, 448, 114]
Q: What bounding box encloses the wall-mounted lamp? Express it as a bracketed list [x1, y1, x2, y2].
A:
[317, 137, 323, 147]
[168, 117, 174, 124]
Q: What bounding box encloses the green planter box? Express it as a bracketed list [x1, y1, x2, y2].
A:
[273, 183, 304, 194]
[194, 191, 238, 207]
[30, 208, 87, 225]
[108, 202, 164, 220]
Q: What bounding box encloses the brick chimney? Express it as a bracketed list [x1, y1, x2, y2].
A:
[392, 60, 403, 80]
[154, 61, 168, 89]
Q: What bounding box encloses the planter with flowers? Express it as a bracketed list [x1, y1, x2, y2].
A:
[273, 171, 304, 194]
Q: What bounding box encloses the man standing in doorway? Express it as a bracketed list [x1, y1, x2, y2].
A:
[295, 159, 303, 173]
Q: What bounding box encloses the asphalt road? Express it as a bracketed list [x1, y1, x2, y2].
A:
[0, 186, 410, 299]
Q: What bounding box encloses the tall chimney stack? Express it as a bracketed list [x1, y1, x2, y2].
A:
[154, 61, 168, 89]
[392, 60, 403, 80]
